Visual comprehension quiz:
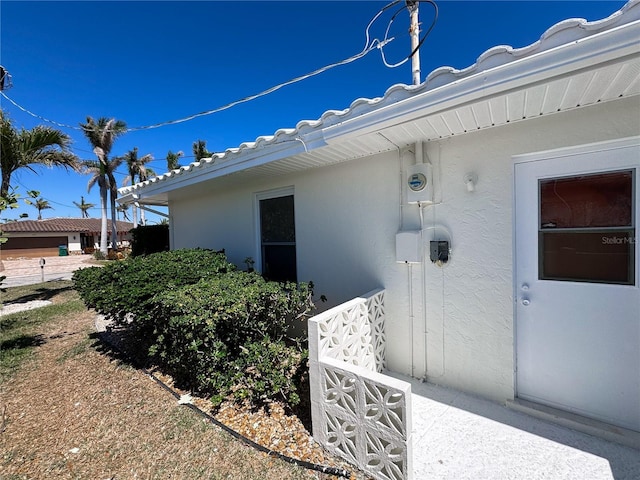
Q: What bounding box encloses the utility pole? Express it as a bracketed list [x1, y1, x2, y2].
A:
[406, 1, 421, 85]
[0, 66, 12, 91]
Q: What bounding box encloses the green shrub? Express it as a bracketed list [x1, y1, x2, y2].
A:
[226, 339, 308, 407]
[149, 271, 314, 405]
[73, 248, 235, 337]
[73, 248, 316, 411]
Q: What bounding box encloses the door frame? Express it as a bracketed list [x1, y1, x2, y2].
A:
[512, 135, 640, 403]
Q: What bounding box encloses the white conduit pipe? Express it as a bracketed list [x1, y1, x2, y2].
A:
[419, 203, 428, 379]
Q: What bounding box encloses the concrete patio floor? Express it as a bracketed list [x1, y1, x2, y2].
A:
[389, 373, 640, 480]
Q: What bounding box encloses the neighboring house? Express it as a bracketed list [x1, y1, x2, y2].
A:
[120, 2, 639, 479]
[1, 218, 134, 258]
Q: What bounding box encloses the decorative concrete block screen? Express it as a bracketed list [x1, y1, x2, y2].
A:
[309, 289, 413, 480]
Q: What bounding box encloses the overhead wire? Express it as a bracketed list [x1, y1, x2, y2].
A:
[0, 0, 422, 134]
[406, 1, 439, 62]
[380, 0, 439, 68]
[13, 178, 100, 211]
[3, 1, 439, 223]
[118, 0, 403, 132]
[0, 91, 78, 130]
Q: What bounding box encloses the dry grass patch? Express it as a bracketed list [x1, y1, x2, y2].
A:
[0, 282, 345, 480]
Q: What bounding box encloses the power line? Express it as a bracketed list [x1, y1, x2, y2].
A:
[1, 38, 390, 132]
[380, 0, 439, 69]
[0, 91, 78, 130]
[12, 178, 99, 211]
[0, 2, 404, 134]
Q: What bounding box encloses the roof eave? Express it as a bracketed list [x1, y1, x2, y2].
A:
[322, 19, 640, 144]
[117, 134, 325, 203]
[117, 6, 640, 205]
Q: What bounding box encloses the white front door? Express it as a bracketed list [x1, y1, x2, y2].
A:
[515, 138, 640, 432]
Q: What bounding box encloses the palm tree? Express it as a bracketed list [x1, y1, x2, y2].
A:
[80, 116, 126, 255]
[122, 147, 154, 185]
[0, 110, 80, 198]
[73, 196, 95, 218]
[84, 157, 123, 250]
[166, 150, 184, 171]
[121, 147, 154, 227]
[82, 160, 108, 253]
[192, 139, 211, 161]
[33, 197, 53, 220]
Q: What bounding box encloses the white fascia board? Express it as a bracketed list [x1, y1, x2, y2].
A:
[117, 193, 135, 205]
[322, 20, 640, 144]
[121, 133, 326, 199]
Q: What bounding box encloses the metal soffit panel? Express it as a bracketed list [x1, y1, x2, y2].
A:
[377, 60, 640, 146]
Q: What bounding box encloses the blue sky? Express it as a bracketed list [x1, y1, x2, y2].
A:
[0, 0, 627, 223]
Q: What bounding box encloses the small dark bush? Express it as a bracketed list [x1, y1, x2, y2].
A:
[130, 224, 170, 257]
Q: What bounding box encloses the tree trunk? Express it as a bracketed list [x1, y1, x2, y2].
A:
[110, 187, 118, 253]
[132, 204, 138, 228]
[0, 173, 11, 199]
[99, 180, 108, 256]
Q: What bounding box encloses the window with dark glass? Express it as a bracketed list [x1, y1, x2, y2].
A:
[539, 170, 635, 285]
[260, 195, 296, 282]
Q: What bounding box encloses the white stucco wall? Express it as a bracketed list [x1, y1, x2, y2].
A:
[167, 96, 639, 403]
[67, 234, 82, 253]
[170, 151, 403, 298]
[411, 97, 639, 401]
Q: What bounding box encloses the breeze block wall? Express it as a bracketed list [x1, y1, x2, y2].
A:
[308, 289, 413, 480]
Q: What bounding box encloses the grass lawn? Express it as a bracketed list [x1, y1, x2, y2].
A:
[0, 281, 356, 480]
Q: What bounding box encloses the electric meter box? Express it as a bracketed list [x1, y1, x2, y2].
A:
[406, 163, 433, 204]
[396, 230, 422, 263]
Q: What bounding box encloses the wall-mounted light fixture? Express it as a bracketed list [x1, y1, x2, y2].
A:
[464, 173, 478, 192]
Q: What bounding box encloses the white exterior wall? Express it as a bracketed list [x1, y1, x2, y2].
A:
[170, 151, 403, 297]
[67, 234, 82, 253]
[411, 98, 639, 401]
[168, 97, 639, 403]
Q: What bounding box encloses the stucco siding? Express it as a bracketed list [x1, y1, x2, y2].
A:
[166, 97, 639, 404]
[169, 151, 402, 299]
[408, 97, 640, 402]
[170, 183, 255, 264]
[68, 234, 82, 253]
[295, 152, 401, 303]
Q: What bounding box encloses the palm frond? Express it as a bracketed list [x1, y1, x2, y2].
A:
[0, 109, 80, 197]
[86, 172, 105, 193]
[80, 116, 127, 158]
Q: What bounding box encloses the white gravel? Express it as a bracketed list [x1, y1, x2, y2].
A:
[0, 300, 52, 315]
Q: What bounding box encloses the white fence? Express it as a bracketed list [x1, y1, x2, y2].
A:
[308, 289, 413, 480]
